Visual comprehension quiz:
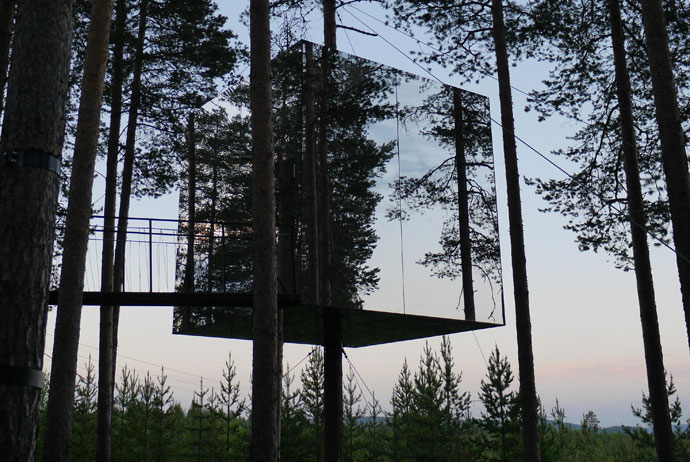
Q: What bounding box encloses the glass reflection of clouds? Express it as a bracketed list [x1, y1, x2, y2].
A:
[173, 40, 503, 344]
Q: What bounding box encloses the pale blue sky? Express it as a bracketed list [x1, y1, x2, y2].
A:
[44, 0, 690, 428]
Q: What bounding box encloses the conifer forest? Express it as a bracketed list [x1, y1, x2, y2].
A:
[31, 340, 690, 461]
[2, 0, 690, 461]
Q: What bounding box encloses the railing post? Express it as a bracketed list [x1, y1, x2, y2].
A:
[149, 218, 153, 293]
[208, 223, 213, 292]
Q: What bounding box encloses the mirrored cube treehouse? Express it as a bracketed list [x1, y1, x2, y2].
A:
[172, 41, 505, 347]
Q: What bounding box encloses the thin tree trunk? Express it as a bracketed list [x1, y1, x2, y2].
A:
[182, 112, 196, 330]
[100, 0, 127, 300]
[98, 0, 127, 414]
[0, 0, 73, 460]
[608, 1, 676, 460]
[321, 2, 343, 461]
[277, 149, 295, 295]
[186, 114, 197, 267]
[453, 89, 475, 321]
[97, 1, 148, 460]
[209, 162, 217, 291]
[639, 0, 690, 352]
[0, 0, 16, 118]
[43, 1, 114, 461]
[249, 0, 279, 460]
[489, 1, 541, 460]
[304, 41, 319, 305]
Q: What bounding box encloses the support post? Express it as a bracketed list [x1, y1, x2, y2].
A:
[149, 218, 153, 293]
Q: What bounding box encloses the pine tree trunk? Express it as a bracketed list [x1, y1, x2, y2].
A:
[453, 89, 475, 321]
[639, 0, 690, 352]
[321, 2, 343, 461]
[318, 0, 334, 306]
[0, 0, 16, 117]
[249, 0, 280, 460]
[0, 0, 73, 460]
[608, 1, 676, 460]
[181, 112, 196, 331]
[97, 1, 148, 460]
[304, 42, 319, 305]
[489, 1, 541, 460]
[43, 1, 114, 461]
[99, 0, 127, 398]
[209, 163, 217, 291]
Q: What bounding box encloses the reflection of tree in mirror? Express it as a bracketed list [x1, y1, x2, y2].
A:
[390, 84, 501, 318]
[175, 106, 253, 297]
[175, 41, 399, 324]
[272, 43, 398, 308]
[325, 51, 398, 308]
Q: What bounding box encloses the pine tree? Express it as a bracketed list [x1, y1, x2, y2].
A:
[625, 373, 689, 452]
[43, 2, 115, 460]
[640, 0, 690, 353]
[112, 366, 140, 462]
[0, 0, 15, 116]
[363, 391, 387, 462]
[0, 0, 74, 458]
[152, 367, 174, 462]
[218, 352, 246, 459]
[580, 411, 600, 434]
[343, 366, 364, 462]
[72, 356, 98, 462]
[388, 2, 542, 457]
[249, 0, 280, 459]
[282, 365, 309, 462]
[412, 342, 444, 460]
[187, 377, 212, 461]
[300, 347, 325, 462]
[479, 346, 521, 462]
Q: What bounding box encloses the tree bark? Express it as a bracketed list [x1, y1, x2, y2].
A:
[209, 161, 217, 291]
[43, 1, 114, 461]
[98, 0, 127, 385]
[639, 0, 690, 352]
[453, 89, 475, 321]
[0, 0, 73, 460]
[97, 1, 148, 460]
[0, 0, 16, 118]
[608, 1, 676, 460]
[182, 112, 196, 329]
[249, 0, 280, 460]
[489, 1, 541, 461]
[304, 42, 319, 305]
[321, 2, 343, 461]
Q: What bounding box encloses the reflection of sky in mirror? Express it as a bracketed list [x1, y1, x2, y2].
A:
[340, 52, 503, 325]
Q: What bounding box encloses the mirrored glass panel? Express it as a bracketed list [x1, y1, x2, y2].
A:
[173, 41, 504, 344]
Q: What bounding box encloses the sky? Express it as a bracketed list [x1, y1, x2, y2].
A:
[44, 0, 690, 428]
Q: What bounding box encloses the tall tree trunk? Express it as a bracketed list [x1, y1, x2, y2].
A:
[639, 0, 690, 352]
[97, 0, 127, 456]
[43, 1, 115, 460]
[321, 2, 343, 461]
[209, 162, 217, 291]
[0, 0, 16, 118]
[608, 1, 676, 460]
[277, 149, 295, 295]
[304, 42, 319, 305]
[249, 0, 280, 460]
[97, 1, 148, 460]
[99, 0, 127, 390]
[185, 113, 197, 275]
[182, 112, 196, 330]
[0, 0, 73, 460]
[489, 1, 541, 460]
[453, 89, 475, 321]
